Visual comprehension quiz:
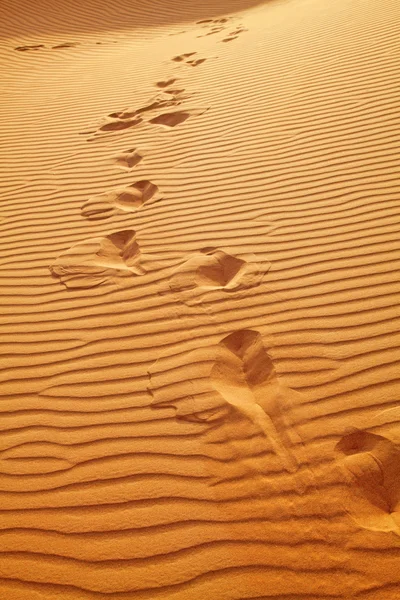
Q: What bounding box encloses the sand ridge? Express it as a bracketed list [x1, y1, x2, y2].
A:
[1, 0, 400, 598]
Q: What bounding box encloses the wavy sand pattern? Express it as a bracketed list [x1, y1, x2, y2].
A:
[1, 0, 400, 598]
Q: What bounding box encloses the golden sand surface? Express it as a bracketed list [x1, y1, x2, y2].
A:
[1, 0, 400, 597]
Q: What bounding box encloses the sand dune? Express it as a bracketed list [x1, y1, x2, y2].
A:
[1, 0, 400, 598]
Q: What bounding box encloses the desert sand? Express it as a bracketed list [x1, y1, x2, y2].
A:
[1, 0, 400, 597]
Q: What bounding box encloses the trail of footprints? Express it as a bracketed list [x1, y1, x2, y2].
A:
[48, 12, 282, 446]
[47, 11, 300, 462]
[15, 42, 80, 51]
[15, 18, 246, 53]
[47, 13, 396, 530]
[196, 16, 248, 42]
[50, 11, 251, 286]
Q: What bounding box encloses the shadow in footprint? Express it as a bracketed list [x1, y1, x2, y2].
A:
[335, 429, 400, 536]
[52, 42, 80, 49]
[81, 180, 160, 220]
[211, 330, 299, 473]
[156, 78, 178, 88]
[15, 44, 45, 51]
[50, 230, 145, 289]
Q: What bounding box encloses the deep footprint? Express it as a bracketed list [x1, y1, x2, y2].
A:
[336, 429, 400, 535]
[211, 330, 299, 473]
[168, 247, 269, 294]
[81, 180, 160, 220]
[50, 230, 144, 289]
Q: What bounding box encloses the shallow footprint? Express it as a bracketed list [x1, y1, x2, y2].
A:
[114, 148, 143, 170]
[335, 429, 400, 535]
[81, 180, 161, 220]
[50, 230, 145, 289]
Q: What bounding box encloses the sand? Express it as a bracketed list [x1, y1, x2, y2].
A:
[1, 0, 400, 597]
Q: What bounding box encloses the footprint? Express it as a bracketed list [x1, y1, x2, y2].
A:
[172, 52, 197, 62]
[93, 91, 189, 137]
[81, 180, 161, 220]
[156, 78, 178, 88]
[222, 26, 248, 42]
[98, 115, 142, 133]
[187, 58, 207, 67]
[50, 230, 145, 289]
[335, 430, 400, 535]
[167, 247, 270, 294]
[149, 105, 211, 129]
[109, 92, 182, 119]
[197, 17, 232, 26]
[135, 91, 187, 115]
[211, 330, 299, 473]
[114, 148, 143, 170]
[149, 111, 191, 128]
[172, 52, 207, 67]
[203, 27, 224, 37]
[15, 44, 45, 51]
[52, 42, 79, 49]
[148, 329, 300, 468]
[196, 16, 234, 37]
